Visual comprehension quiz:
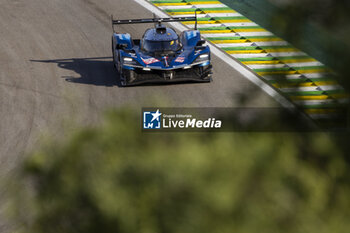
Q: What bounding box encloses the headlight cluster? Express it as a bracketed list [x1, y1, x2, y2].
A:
[195, 53, 209, 63]
[122, 57, 139, 66]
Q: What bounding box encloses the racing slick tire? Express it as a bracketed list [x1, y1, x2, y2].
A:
[199, 64, 213, 82]
[120, 69, 136, 86]
[112, 38, 117, 69]
[125, 69, 136, 84]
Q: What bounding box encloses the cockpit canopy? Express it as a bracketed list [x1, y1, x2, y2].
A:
[142, 39, 181, 52]
[142, 26, 181, 52]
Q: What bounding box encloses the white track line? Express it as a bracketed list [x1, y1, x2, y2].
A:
[231, 53, 271, 58]
[202, 32, 273, 37]
[159, 4, 226, 9]
[251, 41, 290, 46]
[201, 22, 258, 28]
[133, 0, 295, 108]
[267, 52, 307, 57]
[285, 62, 324, 67]
[193, 22, 258, 28]
[221, 22, 258, 27]
[302, 73, 334, 78]
[248, 64, 287, 69]
[216, 41, 290, 48]
[263, 73, 335, 80]
[281, 85, 343, 93]
[202, 33, 241, 37]
[174, 13, 241, 18]
[216, 43, 256, 47]
[234, 32, 274, 37]
[263, 74, 304, 80]
[251, 63, 325, 70]
[294, 98, 349, 106]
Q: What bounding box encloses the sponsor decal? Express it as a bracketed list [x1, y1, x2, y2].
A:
[164, 56, 169, 67]
[162, 117, 221, 129]
[194, 50, 202, 56]
[143, 109, 162, 129]
[142, 108, 324, 132]
[142, 108, 222, 131]
[175, 56, 185, 63]
[141, 57, 160, 65]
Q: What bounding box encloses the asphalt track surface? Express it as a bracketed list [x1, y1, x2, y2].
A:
[0, 0, 278, 229]
[0, 0, 279, 159]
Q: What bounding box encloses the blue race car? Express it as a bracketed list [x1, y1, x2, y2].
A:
[111, 14, 212, 86]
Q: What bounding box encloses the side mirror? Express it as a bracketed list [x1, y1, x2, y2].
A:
[196, 40, 206, 46]
[133, 39, 141, 46]
[117, 44, 128, 50]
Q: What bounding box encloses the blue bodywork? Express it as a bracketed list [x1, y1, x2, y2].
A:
[112, 25, 212, 85]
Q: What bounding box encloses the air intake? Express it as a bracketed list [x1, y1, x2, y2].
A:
[156, 26, 167, 34]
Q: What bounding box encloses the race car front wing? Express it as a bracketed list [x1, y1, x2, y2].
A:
[121, 64, 212, 86]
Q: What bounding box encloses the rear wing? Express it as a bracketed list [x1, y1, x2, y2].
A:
[111, 11, 199, 33]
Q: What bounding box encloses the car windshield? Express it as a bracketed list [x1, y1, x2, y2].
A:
[142, 39, 181, 52]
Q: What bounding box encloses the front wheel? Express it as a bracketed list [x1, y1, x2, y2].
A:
[112, 38, 117, 69]
[200, 64, 213, 81]
[121, 69, 136, 86]
[125, 69, 136, 83]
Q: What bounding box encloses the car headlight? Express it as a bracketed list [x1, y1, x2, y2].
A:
[195, 53, 210, 63]
[123, 57, 133, 62]
[122, 57, 139, 66]
[199, 54, 209, 59]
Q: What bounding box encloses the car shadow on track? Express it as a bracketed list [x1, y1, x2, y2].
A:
[30, 57, 123, 87]
[30, 57, 211, 88]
